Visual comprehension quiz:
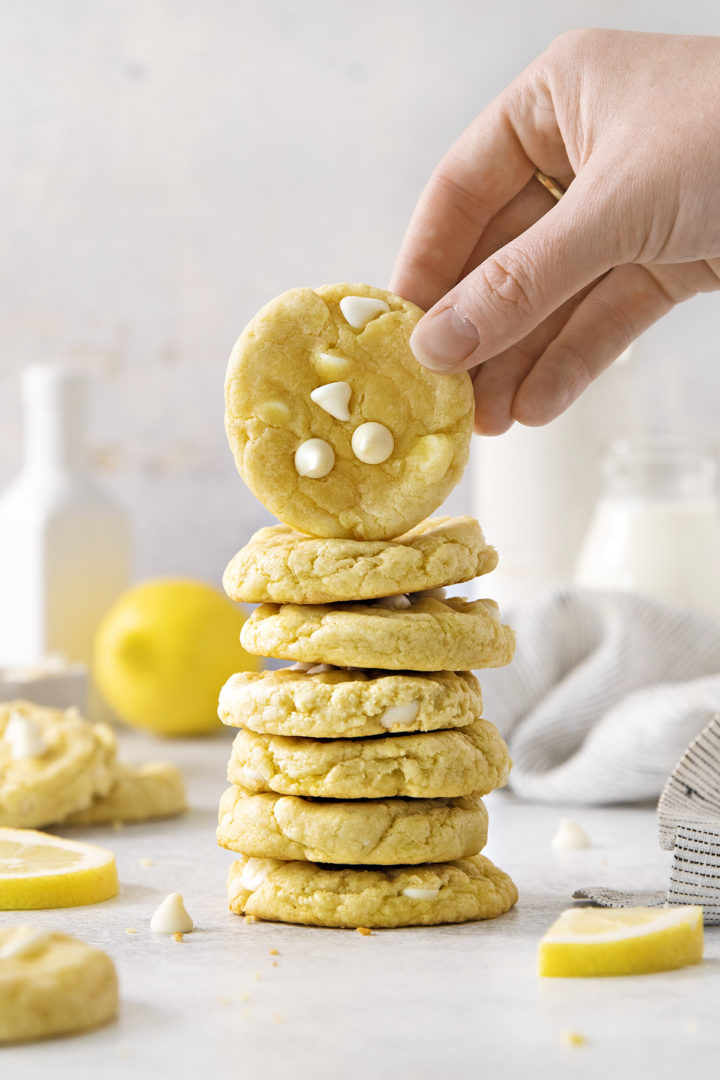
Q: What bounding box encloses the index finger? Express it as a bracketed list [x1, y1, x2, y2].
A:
[390, 77, 566, 311]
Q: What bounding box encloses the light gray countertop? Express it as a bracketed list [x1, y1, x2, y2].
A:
[2, 727, 719, 1080]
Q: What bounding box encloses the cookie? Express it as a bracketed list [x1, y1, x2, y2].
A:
[226, 853, 518, 928]
[0, 926, 118, 1043]
[0, 701, 117, 829]
[62, 762, 187, 826]
[223, 516, 498, 605]
[219, 667, 482, 738]
[227, 720, 510, 799]
[240, 597, 515, 672]
[217, 786, 487, 864]
[225, 283, 474, 540]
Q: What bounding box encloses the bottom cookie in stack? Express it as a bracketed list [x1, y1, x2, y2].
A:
[226, 854, 517, 929]
[217, 666, 518, 928]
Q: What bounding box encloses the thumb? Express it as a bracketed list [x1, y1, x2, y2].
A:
[409, 173, 618, 373]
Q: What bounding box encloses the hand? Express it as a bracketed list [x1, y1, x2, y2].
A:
[391, 29, 720, 434]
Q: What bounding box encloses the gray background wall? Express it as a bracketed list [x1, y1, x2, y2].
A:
[1, 0, 719, 586]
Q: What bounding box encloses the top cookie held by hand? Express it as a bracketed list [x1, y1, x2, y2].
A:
[225, 284, 474, 540]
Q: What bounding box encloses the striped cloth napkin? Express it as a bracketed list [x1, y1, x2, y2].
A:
[575, 714, 720, 923]
[480, 588, 720, 804]
[480, 587, 720, 920]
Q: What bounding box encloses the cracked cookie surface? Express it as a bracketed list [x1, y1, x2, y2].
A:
[219, 667, 482, 738]
[0, 702, 117, 829]
[0, 927, 118, 1043]
[226, 853, 518, 928]
[225, 283, 474, 540]
[227, 720, 510, 799]
[63, 762, 187, 826]
[240, 596, 515, 671]
[217, 786, 487, 864]
[223, 516, 497, 604]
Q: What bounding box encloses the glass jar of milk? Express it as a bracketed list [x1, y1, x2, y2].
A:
[574, 437, 720, 616]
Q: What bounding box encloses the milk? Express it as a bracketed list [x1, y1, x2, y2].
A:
[574, 439, 720, 616]
[575, 497, 720, 613]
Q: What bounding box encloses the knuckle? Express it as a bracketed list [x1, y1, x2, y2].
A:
[550, 27, 601, 57]
[475, 250, 537, 319]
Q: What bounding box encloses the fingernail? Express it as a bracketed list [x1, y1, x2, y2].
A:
[409, 307, 479, 371]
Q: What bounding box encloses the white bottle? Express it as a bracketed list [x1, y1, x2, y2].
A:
[0, 364, 131, 666]
[575, 437, 720, 616]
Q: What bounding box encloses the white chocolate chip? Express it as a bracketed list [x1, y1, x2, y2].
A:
[351, 422, 394, 465]
[551, 819, 591, 852]
[339, 295, 390, 329]
[218, 673, 243, 713]
[150, 893, 194, 934]
[380, 701, 420, 728]
[310, 381, 352, 421]
[315, 352, 351, 379]
[240, 767, 265, 784]
[306, 664, 334, 674]
[413, 587, 447, 601]
[256, 400, 292, 425]
[240, 858, 283, 892]
[294, 438, 335, 478]
[4, 713, 47, 760]
[0, 926, 51, 959]
[374, 595, 411, 610]
[289, 662, 314, 672]
[402, 887, 440, 900]
[406, 434, 453, 483]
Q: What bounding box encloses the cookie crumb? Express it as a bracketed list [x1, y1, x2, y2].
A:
[244, 915, 257, 925]
[139, 858, 154, 867]
[356, 927, 372, 936]
[125, 928, 137, 935]
[173, 932, 184, 943]
[560, 1031, 587, 1048]
[269, 948, 279, 955]
[217, 996, 231, 1006]
[240, 993, 251, 1003]
[253, 972, 261, 981]
[272, 961, 278, 967]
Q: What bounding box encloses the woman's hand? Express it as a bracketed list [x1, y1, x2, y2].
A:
[391, 29, 720, 433]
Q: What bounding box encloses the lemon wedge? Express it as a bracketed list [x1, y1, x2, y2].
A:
[539, 905, 704, 977]
[0, 828, 119, 909]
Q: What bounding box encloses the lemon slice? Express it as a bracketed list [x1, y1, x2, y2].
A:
[539, 905, 704, 977]
[0, 828, 119, 909]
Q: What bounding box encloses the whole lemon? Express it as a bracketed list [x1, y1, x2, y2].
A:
[94, 578, 258, 736]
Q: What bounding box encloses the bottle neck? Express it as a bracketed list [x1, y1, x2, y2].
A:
[21, 366, 87, 476]
[602, 437, 717, 503]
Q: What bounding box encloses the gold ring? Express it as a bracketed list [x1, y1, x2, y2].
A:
[534, 168, 565, 202]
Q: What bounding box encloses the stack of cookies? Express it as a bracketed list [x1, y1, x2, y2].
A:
[217, 283, 518, 929]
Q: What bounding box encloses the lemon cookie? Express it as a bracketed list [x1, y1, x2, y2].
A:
[241, 597, 515, 672]
[226, 853, 518, 928]
[219, 667, 482, 738]
[63, 762, 187, 826]
[223, 517, 498, 604]
[0, 702, 117, 829]
[0, 926, 118, 1042]
[217, 786, 487, 864]
[227, 720, 510, 799]
[225, 283, 474, 540]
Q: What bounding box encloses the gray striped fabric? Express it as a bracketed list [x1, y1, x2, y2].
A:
[574, 715, 720, 923]
[480, 588, 720, 804]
